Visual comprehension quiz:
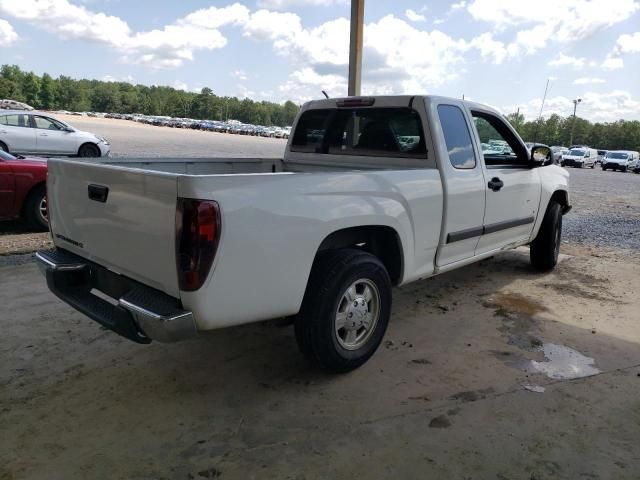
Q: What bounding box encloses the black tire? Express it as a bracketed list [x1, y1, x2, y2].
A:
[590, 163, 595, 169]
[23, 185, 48, 232]
[530, 201, 562, 272]
[0, 141, 8, 152]
[621, 166, 627, 173]
[295, 249, 392, 373]
[78, 143, 100, 157]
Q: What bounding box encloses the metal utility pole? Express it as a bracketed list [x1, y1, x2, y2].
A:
[348, 0, 364, 96]
[569, 98, 582, 146]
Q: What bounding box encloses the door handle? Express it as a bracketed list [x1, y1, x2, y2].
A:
[39, 133, 49, 137]
[488, 177, 504, 192]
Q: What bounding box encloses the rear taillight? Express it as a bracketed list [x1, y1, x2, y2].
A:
[175, 198, 221, 292]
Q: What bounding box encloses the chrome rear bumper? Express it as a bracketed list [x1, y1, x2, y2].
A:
[36, 248, 196, 343]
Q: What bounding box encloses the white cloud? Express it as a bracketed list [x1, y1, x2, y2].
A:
[615, 31, 640, 53]
[172, 80, 189, 91]
[0, 0, 249, 68]
[451, 1, 467, 10]
[405, 9, 426, 22]
[549, 53, 587, 68]
[573, 77, 606, 84]
[232, 69, 248, 81]
[256, 0, 346, 10]
[469, 32, 517, 64]
[466, 0, 639, 56]
[602, 56, 624, 69]
[0, 18, 16, 46]
[502, 90, 640, 122]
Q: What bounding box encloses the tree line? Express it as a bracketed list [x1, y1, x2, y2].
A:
[2, 64, 639, 149]
[506, 111, 640, 152]
[0, 64, 299, 127]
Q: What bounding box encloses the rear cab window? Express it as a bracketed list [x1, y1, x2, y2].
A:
[291, 107, 427, 159]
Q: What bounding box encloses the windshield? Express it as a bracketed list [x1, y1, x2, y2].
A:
[0, 149, 16, 161]
[569, 149, 585, 156]
[606, 152, 629, 159]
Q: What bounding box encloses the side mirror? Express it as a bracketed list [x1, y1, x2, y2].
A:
[63, 127, 75, 133]
[530, 145, 552, 167]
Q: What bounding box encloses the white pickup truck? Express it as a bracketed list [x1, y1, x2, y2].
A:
[37, 95, 571, 373]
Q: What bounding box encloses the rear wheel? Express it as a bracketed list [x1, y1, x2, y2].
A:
[530, 201, 562, 272]
[78, 143, 100, 157]
[0, 141, 8, 152]
[23, 185, 48, 232]
[295, 249, 392, 373]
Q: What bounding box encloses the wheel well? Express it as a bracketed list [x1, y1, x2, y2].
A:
[316, 226, 404, 284]
[550, 190, 570, 214]
[78, 142, 99, 155]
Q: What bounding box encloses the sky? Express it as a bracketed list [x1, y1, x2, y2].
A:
[0, 0, 639, 122]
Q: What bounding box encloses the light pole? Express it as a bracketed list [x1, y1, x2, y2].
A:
[569, 98, 582, 146]
[348, 0, 365, 96]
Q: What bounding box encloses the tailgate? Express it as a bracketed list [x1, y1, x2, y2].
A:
[47, 159, 180, 298]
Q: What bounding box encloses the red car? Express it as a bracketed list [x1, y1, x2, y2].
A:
[0, 149, 48, 230]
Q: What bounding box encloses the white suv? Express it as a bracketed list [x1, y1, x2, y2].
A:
[0, 111, 110, 157]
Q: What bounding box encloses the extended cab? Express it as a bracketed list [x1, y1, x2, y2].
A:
[37, 96, 571, 372]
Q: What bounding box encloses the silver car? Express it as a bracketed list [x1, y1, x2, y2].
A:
[0, 111, 110, 157]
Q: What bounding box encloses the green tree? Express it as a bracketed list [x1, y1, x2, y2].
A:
[22, 72, 40, 106]
[39, 73, 56, 109]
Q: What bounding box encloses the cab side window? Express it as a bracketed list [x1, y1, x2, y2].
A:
[471, 111, 528, 167]
[437, 104, 476, 169]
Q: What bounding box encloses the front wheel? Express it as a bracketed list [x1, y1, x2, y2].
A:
[78, 143, 100, 157]
[530, 201, 562, 272]
[295, 249, 392, 373]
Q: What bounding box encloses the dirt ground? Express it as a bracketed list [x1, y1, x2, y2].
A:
[1, 243, 639, 480]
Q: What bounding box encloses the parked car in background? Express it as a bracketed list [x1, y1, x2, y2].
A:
[551, 146, 568, 165]
[0, 149, 48, 230]
[38, 95, 570, 373]
[1, 99, 34, 111]
[597, 150, 608, 165]
[0, 111, 110, 157]
[562, 147, 597, 168]
[626, 151, 640, 172]
[602, 151, 638, 172]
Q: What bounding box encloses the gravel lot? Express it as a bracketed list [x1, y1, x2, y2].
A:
[2, 117, 640, 479]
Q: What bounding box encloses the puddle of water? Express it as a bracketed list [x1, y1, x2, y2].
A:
[530, 343, 600, 380]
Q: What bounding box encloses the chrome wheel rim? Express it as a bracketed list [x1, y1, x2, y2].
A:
[335, 279, 380, 350]
[39, 197, 48, 223]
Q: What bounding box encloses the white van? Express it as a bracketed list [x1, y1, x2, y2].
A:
[563, 147, 598, 168]
[602, 151, 639, 172]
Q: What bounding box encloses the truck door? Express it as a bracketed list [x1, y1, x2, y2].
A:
[434, 103, 486, 267]
[469, 109, 541, 255]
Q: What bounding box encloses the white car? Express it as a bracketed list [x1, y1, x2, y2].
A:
[37, 95, 570, 373]
[0, 111, 110, 157]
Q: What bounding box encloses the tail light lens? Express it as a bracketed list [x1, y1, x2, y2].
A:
[175, 198, 221, 292]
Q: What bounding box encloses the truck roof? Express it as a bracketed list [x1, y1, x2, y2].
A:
[302, 95, 504, 117]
